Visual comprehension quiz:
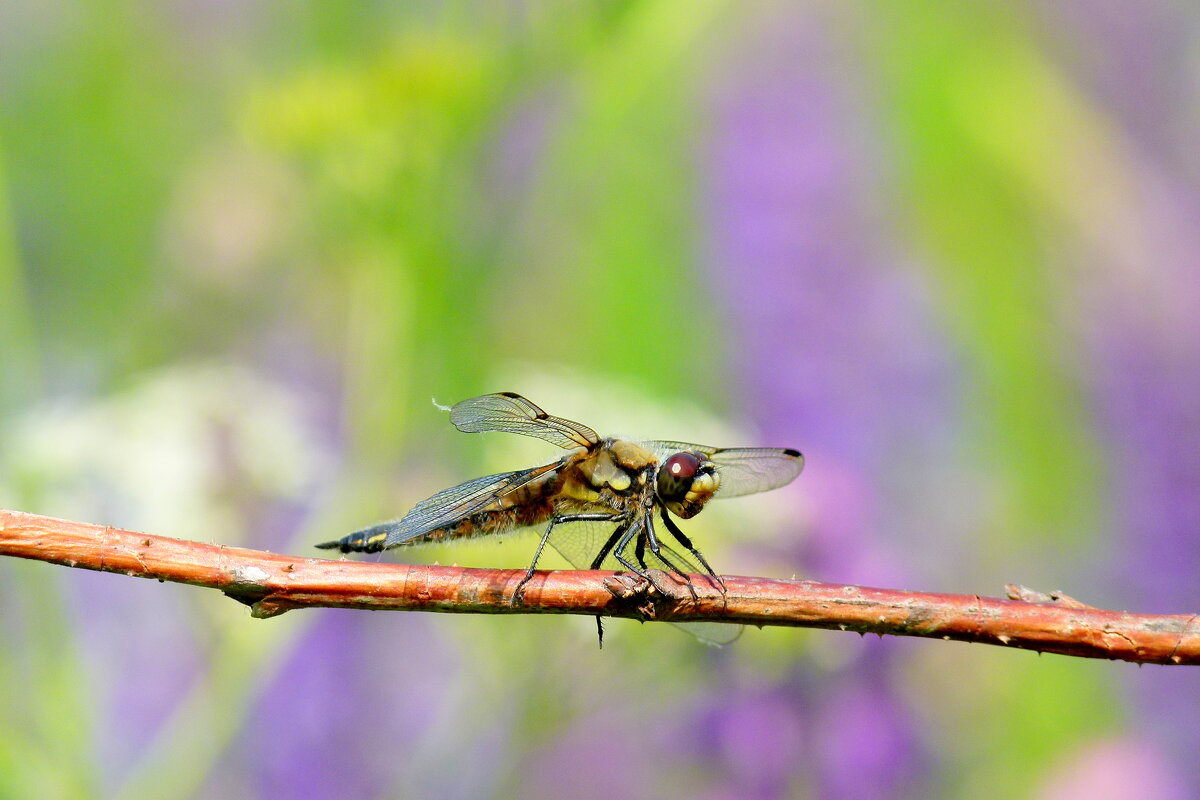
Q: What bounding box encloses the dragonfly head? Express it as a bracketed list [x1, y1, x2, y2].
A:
[656, 451, 720, 519]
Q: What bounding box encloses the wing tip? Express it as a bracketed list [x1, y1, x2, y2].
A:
[789, 448, 805, 477]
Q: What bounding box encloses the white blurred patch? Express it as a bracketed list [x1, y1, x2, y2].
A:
[1, 363, 332, 545]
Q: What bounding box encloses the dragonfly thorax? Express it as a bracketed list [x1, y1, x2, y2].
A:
[576, 439, 656, 492]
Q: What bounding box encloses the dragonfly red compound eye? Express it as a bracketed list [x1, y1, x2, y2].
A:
[665, 452, 700, 479]
[656, 452, 701, 501]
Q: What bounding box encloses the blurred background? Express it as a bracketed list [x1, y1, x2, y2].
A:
[2, 1, 1199, 798]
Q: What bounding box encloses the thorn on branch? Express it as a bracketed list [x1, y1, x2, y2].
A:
[1005, 584, 1097, 609]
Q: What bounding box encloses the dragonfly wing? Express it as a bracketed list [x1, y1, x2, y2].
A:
[374, 461, 561, 547]
[450, 392, 600, 449]
[639, 441, 803, 499]
[548, 517, 725, 585]
[544, 518, 630, 572]
[707, 447, 804, 498]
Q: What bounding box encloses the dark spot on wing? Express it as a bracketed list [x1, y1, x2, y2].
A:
[498, 390, 548, 419]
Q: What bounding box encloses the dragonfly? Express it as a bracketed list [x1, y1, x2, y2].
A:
[317, 392, 803, 643]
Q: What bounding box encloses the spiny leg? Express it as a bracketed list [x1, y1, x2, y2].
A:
[659, 508, 726, 592]
[589, 521, 630, 570]
[612, 519, 669, 595]
[611, 519, 647, 578]
[588, 520, 633, 650]
[644, 515, 698, 602]
[513, 512, 620, 604]
[634, 532, 648, 570]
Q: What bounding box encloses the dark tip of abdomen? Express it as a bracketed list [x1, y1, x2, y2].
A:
[315, 523, 395, 554]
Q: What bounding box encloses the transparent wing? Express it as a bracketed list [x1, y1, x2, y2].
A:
[544, 518, 692, 573]
[370, 461, 561, 548]
[547, 517, 742, 646]
[640, 441, 804, 499]
[450, 392, 599, 449]
[707, 447, 804, 498]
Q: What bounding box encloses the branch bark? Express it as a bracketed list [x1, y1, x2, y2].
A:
[2, 508, 1196, 664]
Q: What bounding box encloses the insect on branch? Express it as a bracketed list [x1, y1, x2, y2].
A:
[2, 509, 1199, 665]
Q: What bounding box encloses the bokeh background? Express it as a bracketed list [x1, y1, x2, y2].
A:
[3, 2, 1200, 798]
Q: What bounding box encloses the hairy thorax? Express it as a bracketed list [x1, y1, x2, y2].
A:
[554, 439, 657, 514]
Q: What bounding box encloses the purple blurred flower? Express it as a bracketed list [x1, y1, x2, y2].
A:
[699, 12, 957, 583]
[232, 612, 460, 800]
[693, 686, 806, 799]
[1036, 736, 1188, 800]
[522, 709, 654, 800]
[698, 8, 947, 796]
[1046, 3, 1200, 784]
[70, 570, 204, 791]
[812, 657, 927, 800]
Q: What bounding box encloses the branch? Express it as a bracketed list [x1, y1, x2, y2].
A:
[2, 509, 1197, 664]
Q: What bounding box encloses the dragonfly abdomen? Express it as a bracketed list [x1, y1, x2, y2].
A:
[316, 495, 558, 554]
[412, 497, 556, 544]
[314, 523, 393, 553]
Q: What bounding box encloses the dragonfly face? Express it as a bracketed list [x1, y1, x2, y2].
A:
[317, 392, 804, 627]
[655, 450, 719, 519]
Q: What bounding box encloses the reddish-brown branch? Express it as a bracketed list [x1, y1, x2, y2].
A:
[2, 508, 1197, 664]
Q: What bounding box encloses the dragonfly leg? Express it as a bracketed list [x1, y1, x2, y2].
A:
[590, 522, 628, 570]
[611, 519, 648, 578]
[659, 508, 726, 592]
[513, 512, 621, 605]
[586, 519, 634, 649]
[598, 518, 691, 594]
[613, 519, 670, 595]
[634, 532, 648, 570]
[644, 516, 698, 602]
